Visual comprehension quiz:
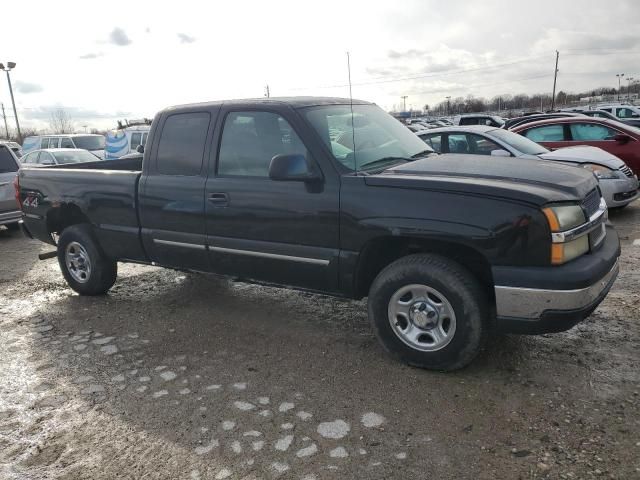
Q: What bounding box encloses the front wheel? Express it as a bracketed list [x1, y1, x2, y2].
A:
[57, 224, 117, 295]
[368, 254, 489, 371]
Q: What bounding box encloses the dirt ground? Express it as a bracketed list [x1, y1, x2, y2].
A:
[0, 204, 639, 480]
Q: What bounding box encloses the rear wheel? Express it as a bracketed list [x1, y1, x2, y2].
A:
[368, 253, 489, 371]
[57, 224, 117, 295]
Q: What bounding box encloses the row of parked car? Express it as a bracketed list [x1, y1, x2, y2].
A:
[407, 106, 640, 210]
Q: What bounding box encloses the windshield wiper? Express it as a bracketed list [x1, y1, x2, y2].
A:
[359, 156, 411, 170]
[410, 149, 435, 159]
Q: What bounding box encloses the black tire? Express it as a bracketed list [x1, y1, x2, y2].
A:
[368, 253, 489, 371]
[5, 223, 20, 232]
[57, 224, 117, 295]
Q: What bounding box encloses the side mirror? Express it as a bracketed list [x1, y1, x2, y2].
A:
[136, 144, 145, 153]
[490, 149, 511, 157]
[269, 154, 321, 182]
[613, 134, 631, 144]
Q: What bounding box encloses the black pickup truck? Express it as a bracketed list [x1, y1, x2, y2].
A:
[16, 97, 620, 370]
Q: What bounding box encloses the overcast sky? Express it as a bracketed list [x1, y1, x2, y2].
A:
[1, 0, 639, 131]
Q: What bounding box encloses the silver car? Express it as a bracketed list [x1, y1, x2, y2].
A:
[19, 148, 101, 167]
[0, 144, 20, 230]
[417, 125, 639, 208]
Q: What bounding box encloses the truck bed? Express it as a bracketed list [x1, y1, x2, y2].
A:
[19, 160, 147, 261]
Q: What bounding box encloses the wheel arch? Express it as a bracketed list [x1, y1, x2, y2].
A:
[46, 203, 91, 237]
[354, 235, 495, 304]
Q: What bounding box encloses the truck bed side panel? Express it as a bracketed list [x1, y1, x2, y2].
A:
[19, 168, 147, 262]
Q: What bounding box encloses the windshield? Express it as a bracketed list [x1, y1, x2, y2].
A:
[72, 135, 105, 150]
[53, 150, 100, 164]
[489, 128, 549, 155]
[303, 104, 433, 172]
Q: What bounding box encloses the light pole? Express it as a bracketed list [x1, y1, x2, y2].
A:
[616, 73, 625, 101]
[627, 77, 634, 100]
[0, 62, 21, 142]
[445, 96, 451, 116]
[400, 95, 408, 111]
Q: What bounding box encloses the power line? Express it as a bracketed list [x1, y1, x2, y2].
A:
[290, 54, 552, 90]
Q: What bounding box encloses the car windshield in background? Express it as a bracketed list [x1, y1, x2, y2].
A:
[303, 104, 434, 172]
[72, 135, 105, 150]
[489, 128, 549, 155]
[53, 150, 100, 164]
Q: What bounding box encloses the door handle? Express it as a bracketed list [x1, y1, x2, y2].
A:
[208, 192, 229, 206]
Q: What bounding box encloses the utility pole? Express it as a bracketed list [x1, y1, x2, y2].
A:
[400, 95, 408, 111]
[550, 50, 559, 111]
[616, 73, 625, 101]
[1, 103, 8, 138]
[0, 62, 22, 142]
[264, 84, 270, 98]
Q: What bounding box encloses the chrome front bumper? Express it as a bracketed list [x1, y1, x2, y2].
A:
[495, 260, 619, 320]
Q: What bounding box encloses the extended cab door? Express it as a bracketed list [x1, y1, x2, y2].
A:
[204, 106, 340, 292]
[139, 108, 218, 269]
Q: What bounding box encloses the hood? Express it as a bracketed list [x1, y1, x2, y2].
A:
[539, 145, 625, 169]
[366, 154, 598, 206]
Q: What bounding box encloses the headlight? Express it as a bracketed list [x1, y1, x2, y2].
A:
[550, 235, 589, 265]
[582, 163, 619, 180]
[542, 204, 589, 265]
[542, 204, 586, 231]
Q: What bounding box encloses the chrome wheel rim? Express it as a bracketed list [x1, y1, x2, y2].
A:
[65, 242, 91, 284]
[388, 284, 457, 352]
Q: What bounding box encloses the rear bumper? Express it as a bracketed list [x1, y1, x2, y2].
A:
[0, 209, 22, 225]
[493, 225, 620, 334]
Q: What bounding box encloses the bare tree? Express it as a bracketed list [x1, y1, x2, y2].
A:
[48, 108, 75, 133]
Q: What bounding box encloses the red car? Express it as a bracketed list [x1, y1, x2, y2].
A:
[511, 117, 640, 176]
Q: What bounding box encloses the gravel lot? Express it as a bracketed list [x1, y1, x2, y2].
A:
[1, 204, 639, 480]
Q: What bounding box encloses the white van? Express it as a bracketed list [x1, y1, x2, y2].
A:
[22, 134, 105, 159]
[105, 121, 151, 160]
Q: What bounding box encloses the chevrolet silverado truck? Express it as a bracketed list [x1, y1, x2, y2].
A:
[16, 97, 620, 370]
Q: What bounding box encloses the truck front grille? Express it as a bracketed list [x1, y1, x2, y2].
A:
[582, 188, 601, 218]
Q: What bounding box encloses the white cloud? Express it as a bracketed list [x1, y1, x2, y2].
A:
[177, 33, 196, 44]
[109, 27, 132, 46]
[14, 81, 43, 94]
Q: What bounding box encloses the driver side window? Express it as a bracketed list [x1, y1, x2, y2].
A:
[217, 111, 309, 178]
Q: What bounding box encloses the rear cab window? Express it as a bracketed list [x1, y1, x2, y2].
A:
[156, 112, 211, 175]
